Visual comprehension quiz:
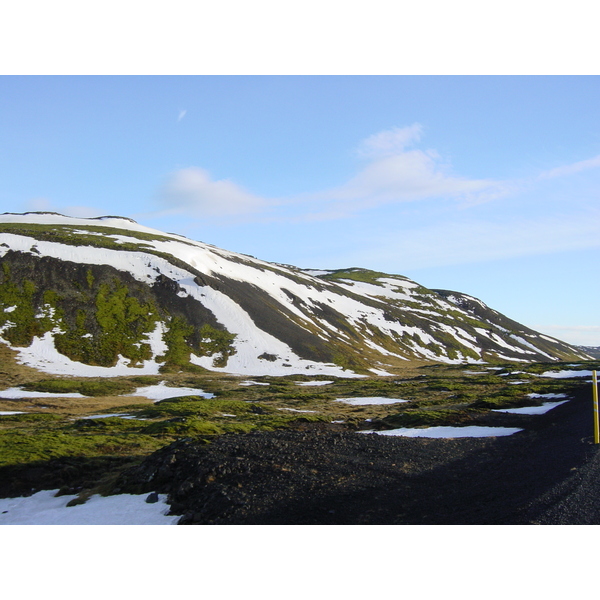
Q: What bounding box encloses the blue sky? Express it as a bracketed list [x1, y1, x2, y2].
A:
[2, 75, 599, 346]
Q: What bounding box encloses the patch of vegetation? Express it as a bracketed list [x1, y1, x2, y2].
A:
[0, 430, 165, 466]
[323, 268, 410, 287]
[70, 417, 144, 432]
[197, 323, 237, 368]
[0, 264, 53, 346]
[22, 378, 138, 397]
[0, 413, 62, 425]
[159, 316, 194, 368]
[141, 418, 228, 437]
[382, 409, 475, 428]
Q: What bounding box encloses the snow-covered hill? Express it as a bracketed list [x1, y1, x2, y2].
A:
[0, 212, 590, 377]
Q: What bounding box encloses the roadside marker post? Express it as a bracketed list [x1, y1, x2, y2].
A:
[594, 370, 599, 445]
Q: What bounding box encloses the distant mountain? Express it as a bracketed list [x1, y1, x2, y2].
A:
[578, 346, 600, 359]
[0, 213, 591, 377]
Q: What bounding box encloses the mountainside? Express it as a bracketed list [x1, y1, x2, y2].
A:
[0, 212, 590, 378]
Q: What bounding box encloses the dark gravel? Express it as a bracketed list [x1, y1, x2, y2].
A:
[112, 384, 600, 524]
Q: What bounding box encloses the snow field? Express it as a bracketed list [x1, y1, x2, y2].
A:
[0, 489, 178, 525]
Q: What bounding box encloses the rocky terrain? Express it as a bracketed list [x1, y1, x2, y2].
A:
[2, 372, 598, 524]
[105, 382, 600, 525]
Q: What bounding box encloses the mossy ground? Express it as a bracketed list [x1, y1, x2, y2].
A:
[1, 358, 598, 475]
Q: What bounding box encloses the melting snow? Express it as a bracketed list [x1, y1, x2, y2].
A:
[492, 401, 569, 415]
[359, 426, 523, 438]
[0, 387, 86, 399]
[0, 411, 25, 415]
[0, 489, 178, 525]
[238, 380, 270, 386]
[295, 380, 333, 386]
[335, 397, 408, 406]
[1, 322, 168, 377]
[80, 413, 146, 420]
[539, 370, 593, 379]
[126, 381, 214, 402]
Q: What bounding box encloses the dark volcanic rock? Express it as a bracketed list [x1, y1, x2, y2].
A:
[113, 386, 600, 524]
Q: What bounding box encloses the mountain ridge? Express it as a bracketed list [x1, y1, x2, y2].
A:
[0, 212, 590, 378]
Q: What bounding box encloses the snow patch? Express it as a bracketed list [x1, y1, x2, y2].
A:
[540, 370, 593, 379]
[359, 426, 523, 438]
[1, 321, 168, 377]
[126, 381, 214, 402]
[0, 489, 178, 525]
[492, 401, 569, 415]
[335, 397, 408, 406]
[0, 387, 86, 399]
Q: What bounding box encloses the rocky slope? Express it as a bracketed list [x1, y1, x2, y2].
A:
[0, 212, 590, 378]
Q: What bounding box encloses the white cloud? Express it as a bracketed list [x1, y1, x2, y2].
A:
[157, 167, 268, 217]
[331, 210, 600, 271]
[357, 123, 423, 158]
[538, 154, 600, 180]
[301, 126, 503, 213]
[177, 109, 187, 122]
[324, 150, 496, 206]
[150, 127, 600, 224]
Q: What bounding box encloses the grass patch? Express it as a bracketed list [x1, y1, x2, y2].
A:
[22, 378, 138, 397]
[0, 430, 166, 466]
[382, 409, 475, 428]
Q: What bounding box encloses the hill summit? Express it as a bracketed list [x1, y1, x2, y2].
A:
[0, 212, 590, 377]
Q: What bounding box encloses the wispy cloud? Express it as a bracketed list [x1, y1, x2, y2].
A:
[156, 167, 269, 217]
[149, 125, 600, 226]
[332, 210, 600, 271]
[177, 109, 187, 122]
[537, 154, 600, 179]
[356, 123, 423, 158]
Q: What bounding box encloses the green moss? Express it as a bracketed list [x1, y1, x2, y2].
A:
[22, 378, 137, 397]
[0, 267, 53, 346]
[142, 418, 226, 436]
[0, 430, 165, 466]
[0, 413, 62, 424]
[160, 316, 194, 367]
[71, 417, 144, 432]
[197, 323, 237, 368]
[382, 409, 473, 428]
[54, 280, 159, 367]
